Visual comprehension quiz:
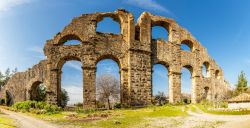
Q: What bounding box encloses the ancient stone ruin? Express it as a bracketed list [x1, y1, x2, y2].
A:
[0, 9, 228, 108]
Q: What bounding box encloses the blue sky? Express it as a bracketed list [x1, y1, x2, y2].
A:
[1, 0, 250, 103]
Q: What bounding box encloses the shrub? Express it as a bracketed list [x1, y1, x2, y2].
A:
[35, 101, 47, 109]
[114, 103, 121, 109]
[74, 102, 83, 107]
[218, 101, 228, 108]
[59, 88, 69, 108]
[12, 101, 62, 114]
[0, 99, 5, 105]
[200, 99, 213, 108]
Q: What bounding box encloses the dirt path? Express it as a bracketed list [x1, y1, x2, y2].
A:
[186, 107, 250, 128]
[0, 108, 59, 128]
[146, 106, 250, 128]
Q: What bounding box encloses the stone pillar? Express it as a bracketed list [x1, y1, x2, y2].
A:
[191, 76, 199, 104]
[83, 66, 96, 109]
[25, 88, 30, 101]
[120, 68, 130, 107]
[169, 72, 181, 103]
[192, 76, 202, 103]
[128, 50, 152, 106]
[46, 69, 59, 105]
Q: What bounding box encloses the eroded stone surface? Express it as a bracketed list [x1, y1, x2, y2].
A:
[0, 9, 228, 108]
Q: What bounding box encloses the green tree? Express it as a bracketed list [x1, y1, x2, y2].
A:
[154, 91, 167, 106]
[60, 88, 69, 108]
[0, 68, 18, 89]
[236, 71, 248, 94]
[4, 68, 11, 85]
[35, 83, 46, 101]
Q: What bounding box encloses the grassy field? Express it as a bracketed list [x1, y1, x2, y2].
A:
[0, 110, 17, 128]
[3, 102, 250, 128]
[196, 104, 250, 115]
[30, 105, 187, 128]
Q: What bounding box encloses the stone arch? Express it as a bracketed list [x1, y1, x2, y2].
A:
[203, 86, 210, 100]
[155, 61, 170, 70]
[56, 56, 83, 106]
[215, 70, 221, 79]
[25, 77, 43, 99]
[95, 55, 122, 107]
[202, 61, 210, 77]
[96, 17, 121, 34]
[96, 14, 122, 35]
[181, 40, 194, 52]
[151, 21, 170, 42]
[95, 56, 122, 108]
[57, 34, 82, 45]
[182, 65, 194, 76]
[57, 56, 82, 70]
[95, 54, 122, 69]
[60, 60, 83, 106]
[6, 90, 14, 106]
[152, 62, 169, 105]
[29, 81, 46, 101]
[181, 65, 195, 103]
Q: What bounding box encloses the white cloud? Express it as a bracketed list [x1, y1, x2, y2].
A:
[0, 0, 34, 12]
[66, 61, 82, 72]
[124, 0, 171, 14]
[63, 86, 83, 105]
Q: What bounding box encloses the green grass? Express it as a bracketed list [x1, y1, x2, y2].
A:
[196, 104, 250, 115]
[28, 105, 187, 128]
[0, 111, 17, 128]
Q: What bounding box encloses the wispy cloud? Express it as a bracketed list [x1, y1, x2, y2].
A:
[28, 46, 43, 54]
[154, 70, 168, 79]
[123, 0, 172, 14]
[66, 61, 82, 72]
[0, 0, 35, 12]
[28, 46, 45, 59]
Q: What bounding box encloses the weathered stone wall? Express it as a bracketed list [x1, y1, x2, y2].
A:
[0, 9, 228, 107]
[0, 60, 48, 104]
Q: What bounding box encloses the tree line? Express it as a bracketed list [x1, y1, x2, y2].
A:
[0, 68, 18, 90]
[227, 71, 250, 98]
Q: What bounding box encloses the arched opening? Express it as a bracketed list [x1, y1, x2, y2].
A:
[60, 60, 83, 108]
[202, 62, 210, 78]
[64, 40, 81, 45]
[215, 70, 220, 79]
[202, 86, 210, 100]
[151, 26, 169, 41]
[181, 65, 193, 104]
[6, 90, 14, 106]
[152, 64, 169, 105]
[30, 81, 46, 101]
[181, 40, 193, 52]
[58, 35, 81, 45]
[96, 59, 120, 109]
[96, 17, 121, 34]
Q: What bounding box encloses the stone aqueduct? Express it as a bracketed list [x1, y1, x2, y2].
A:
[0, 9, 228, 108]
